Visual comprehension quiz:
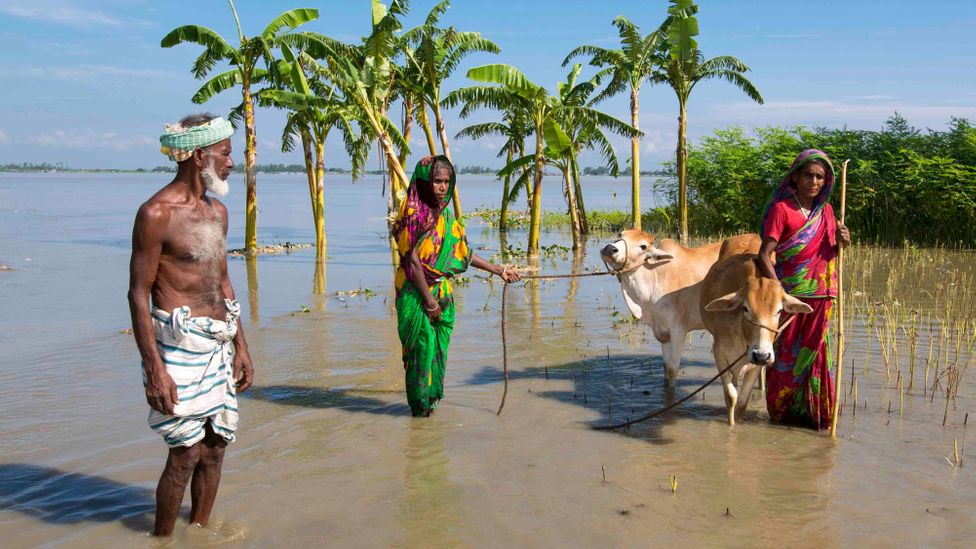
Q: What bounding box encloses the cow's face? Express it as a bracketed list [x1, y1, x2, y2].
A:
[600, 229, 673, 270]
[705, 278, 813, 366]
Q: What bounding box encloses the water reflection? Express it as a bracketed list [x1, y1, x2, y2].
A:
[312, 257, 327, 308]
[526, 255, 541, 331]
[567, 246, 585, 302]
[245, 255, 259, 323]
[398, 422, 465, 547]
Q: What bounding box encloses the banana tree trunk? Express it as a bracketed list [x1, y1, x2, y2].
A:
[314, 138, 326, 257]
[242, 78, 258, 253]
[419, 104, 438, 156]
[301, 128, 316, 218]
[519, 141, 531, 210]
[378, 135, 410, 202]
[527, 129, 544, 257]
[564, 167, 581, 250]
[431, 101, 462, 218]
[500, 146, 513, 233]
[570, 152, 588, 234]
[398, 98, 413, 178]
[678, 100, 688, 243]
[630, 86, 641, 232]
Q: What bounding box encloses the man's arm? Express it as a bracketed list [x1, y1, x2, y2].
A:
[216, 201, 253, 392]
[128, 202, 178, 414]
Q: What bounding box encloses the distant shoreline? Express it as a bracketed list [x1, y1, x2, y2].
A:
[0, 163, 667, 177]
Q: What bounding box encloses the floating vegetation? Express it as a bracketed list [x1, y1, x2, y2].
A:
[336, 286, 377, 298]
[228, 241, 312, 256]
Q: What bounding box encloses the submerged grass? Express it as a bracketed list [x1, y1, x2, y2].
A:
[840, 242, 975, 426]
[468, 207, 672, 235]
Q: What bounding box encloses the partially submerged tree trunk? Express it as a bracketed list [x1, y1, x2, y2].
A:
[570, 153, 588, 235]
[313, 137, 326, 257]
[678, 100, 688, 243]
[519, 141, 532, 210]
[564, 167, 582, 250]
[243, 79, 259, 253]
[630, 86, 641, 231]
[527, 130, 545, 256]
[499, 146, 513, 233]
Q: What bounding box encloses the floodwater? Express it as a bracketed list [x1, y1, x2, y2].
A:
[0, 173, 973, 547]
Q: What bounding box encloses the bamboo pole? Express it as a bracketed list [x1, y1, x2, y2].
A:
[831, 159, 850, 438]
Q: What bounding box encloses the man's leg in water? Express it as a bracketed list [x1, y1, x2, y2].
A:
[189, 421, 228, 527]
[154, 442, 202, 536]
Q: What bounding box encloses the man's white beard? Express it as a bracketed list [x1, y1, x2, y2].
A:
[201, 164, 229, 197]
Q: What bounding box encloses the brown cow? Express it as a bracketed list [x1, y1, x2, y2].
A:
[700, 253, 813, 425]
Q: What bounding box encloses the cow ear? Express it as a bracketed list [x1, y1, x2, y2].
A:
[705, 291, 742, 312]
[645, 246, 674, 262]
[782, 294, 814, 314]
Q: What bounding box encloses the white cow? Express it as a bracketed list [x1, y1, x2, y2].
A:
[600, 230, 760, 384]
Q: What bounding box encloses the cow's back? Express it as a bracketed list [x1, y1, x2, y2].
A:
[700, 253, 760, 334]
[718, 233, 761, 261]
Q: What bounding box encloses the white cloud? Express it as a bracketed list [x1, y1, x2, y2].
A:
[0, 64, 178, 82]
[846, 95, 894, 101]
[0, 129, 10, 145]
[766, 33, 823, 40]
[25, 129, 154, 151]
[720, 100, 976, 124]
[0, 0, 150, 28]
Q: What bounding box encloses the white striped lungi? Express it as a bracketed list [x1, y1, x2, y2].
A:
[144, 299, 240, 447]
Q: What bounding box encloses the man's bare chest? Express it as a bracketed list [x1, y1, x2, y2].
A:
[163, 211, 226, 265]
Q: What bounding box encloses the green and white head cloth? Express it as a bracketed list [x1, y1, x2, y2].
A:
[159, 116, 234, 162]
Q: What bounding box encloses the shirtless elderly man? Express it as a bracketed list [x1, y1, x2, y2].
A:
[127, 113, 254, 536]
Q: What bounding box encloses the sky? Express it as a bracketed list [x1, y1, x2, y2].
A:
[0, 0, 974, 170]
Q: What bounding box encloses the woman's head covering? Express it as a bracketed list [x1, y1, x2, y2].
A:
[760, 148, 835, 229]
[404, 155, 456, 231]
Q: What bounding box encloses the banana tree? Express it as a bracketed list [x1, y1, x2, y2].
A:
[161, 2, 319, 253]
[446, 63, 638, 256]
[260, 46, 368, 257]
[658, 0, 763, 242]
[454, 93, 530, 233]
[564, 15, 669, 231]
[554, 63, 627, 237]
[297, 0, 410, 202]
[403, 0, 501, 217]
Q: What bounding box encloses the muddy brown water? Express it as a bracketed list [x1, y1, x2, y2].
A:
[1, 174, 973, 547]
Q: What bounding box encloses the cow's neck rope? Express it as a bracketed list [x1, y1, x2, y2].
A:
[594, 313, 796, 429]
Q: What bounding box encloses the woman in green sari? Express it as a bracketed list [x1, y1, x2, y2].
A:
[392, 156, 520, 417]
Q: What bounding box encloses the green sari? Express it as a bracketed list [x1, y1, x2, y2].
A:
[392, 156, 472, 416]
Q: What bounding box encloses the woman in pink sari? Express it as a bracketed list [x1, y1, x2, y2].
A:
[758, 149, 851, 430]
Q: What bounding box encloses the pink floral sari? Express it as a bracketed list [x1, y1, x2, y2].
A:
[760, 149, 838, 430]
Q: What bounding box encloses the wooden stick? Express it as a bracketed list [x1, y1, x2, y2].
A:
[831, 159, 850, 438]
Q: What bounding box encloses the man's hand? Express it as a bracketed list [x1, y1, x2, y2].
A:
[838, 223, 852, 248]
[233, 351, 254, 393]
[146, 370, 179, 415]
